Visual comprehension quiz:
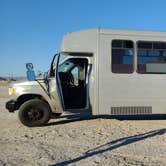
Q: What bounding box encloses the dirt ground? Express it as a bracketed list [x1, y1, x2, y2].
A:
[0, 85, 166, 166]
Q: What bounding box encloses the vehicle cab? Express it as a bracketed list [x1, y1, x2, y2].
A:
[6, 29, 97, 127]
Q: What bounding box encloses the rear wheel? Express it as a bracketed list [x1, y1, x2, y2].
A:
[19, 99, 51, 127]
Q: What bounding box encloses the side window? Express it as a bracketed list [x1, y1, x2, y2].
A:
[112, 40, 134, 73]
[137, 41, 166, 73]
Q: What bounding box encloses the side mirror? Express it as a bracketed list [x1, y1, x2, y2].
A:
[26, 63, 36, 81]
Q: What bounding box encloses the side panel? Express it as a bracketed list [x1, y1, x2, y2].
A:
[49, 78, 64, 113]
[89, 55, 98, 115]
[98, 34, 166, 115]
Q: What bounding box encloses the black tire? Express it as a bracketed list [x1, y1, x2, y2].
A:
[19, 99, 51, 127]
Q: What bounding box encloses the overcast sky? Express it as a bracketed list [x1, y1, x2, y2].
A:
[1, 0, 166, 76]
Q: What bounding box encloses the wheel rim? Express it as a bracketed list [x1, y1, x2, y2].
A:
[24, 106, 44, 122]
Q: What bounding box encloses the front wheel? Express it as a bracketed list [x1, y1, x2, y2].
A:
[19, 99, 51, 127]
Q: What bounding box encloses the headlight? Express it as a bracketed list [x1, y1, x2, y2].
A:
[9, 87, 14, 95]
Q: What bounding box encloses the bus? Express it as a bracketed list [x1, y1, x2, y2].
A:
[6, 28, 166, 126]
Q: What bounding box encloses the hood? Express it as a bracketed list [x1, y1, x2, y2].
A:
[10, 79, 39, 87]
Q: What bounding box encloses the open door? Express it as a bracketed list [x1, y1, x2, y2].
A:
[57, 57, 89, 110]
[49, 54, 64, 113]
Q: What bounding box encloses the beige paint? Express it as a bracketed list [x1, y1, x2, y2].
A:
[61, 28, 166, 115]
[10, 28, 166, 115]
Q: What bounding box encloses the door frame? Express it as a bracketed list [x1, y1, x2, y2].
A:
[57, 56, 92, 112]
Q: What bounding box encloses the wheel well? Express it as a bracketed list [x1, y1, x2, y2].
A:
[16, 94, 47, 110]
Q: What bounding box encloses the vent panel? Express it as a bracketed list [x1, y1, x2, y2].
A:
[111, 106, 152, 115]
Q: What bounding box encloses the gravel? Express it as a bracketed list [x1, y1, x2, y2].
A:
[0, 86, 166, 166]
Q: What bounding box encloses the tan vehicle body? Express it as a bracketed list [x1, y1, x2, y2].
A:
[8, 28, 166, 116]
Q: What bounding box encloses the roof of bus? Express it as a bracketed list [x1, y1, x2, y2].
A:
[61, 28, 166, 53]
[99, 28, 166, 36]
[68, 28, 166, 36]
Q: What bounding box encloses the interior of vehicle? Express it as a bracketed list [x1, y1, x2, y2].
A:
[58, 58, 88, 109]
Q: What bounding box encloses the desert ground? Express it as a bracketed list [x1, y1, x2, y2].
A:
[0, 83, 166, 166]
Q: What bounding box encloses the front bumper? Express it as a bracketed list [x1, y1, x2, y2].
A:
[6, 100, 18, 112]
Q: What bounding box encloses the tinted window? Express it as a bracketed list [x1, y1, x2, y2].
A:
[137, 41, 152, 49]
[137, 41, 166, 73]
[123, 41, 133, 48]
[112, 40, 134, 73]
[112, 40, 123, 48]
[153, 42, 166, 49]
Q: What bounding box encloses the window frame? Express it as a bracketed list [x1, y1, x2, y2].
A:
[111, 39, 135, 74]
[136, 40, 166, 74]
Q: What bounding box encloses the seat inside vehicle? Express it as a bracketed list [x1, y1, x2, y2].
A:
[58, 58, 88, 109]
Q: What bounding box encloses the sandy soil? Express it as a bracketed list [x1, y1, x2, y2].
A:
[0, 86, 166, 166]
[0, 81, 9, 87]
